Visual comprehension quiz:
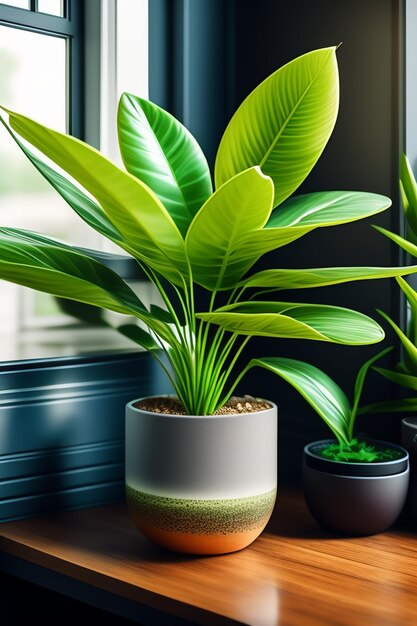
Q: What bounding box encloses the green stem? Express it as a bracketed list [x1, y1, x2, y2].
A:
[217, 339, 252, 408]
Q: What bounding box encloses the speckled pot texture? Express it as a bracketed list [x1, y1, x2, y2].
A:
[303, 439, 409, 536]
[126, 396, 277, 555]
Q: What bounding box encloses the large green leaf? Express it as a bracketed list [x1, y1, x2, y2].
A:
[118, 94, 212, 237]
[197, 301, 384, 345]
[0, 227, 146, 316]
[2, 108, 187, 282]
[240, 265, 417, 291]
[267, 191, 391, 227]
[0, 227, 177, 345]
[186, 167, 274, 290]
[0, 116, 123, 243]
[248, 357, 350, 444]
[242, 191, 391, 258]
[215, 47, 339, 206]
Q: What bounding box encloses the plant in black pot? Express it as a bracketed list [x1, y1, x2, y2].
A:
[268, 349, 409, 535]
[358, 155, 417, 519]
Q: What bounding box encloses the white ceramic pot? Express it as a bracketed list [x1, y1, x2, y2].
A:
[126, 396, 277, 554]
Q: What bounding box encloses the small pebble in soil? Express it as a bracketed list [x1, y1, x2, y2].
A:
[135, 395, 272, 415]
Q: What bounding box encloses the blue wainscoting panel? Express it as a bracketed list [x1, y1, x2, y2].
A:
[0, 352, 170, 522]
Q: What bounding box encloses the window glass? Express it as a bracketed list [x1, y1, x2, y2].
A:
[0, 1, 29, 9]
[0, 24, 132, 359]
[37, 0, 64, 17]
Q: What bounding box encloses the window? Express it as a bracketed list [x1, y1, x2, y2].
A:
[0, 1, 150, 360]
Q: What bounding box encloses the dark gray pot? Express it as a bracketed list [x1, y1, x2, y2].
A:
[303, 439, 409, 535]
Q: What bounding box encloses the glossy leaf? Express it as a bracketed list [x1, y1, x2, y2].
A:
[186, 168, 274, 290]
[249, 357, 350, 444]
[118, 94, 212, 237]
[2, 107, 187, 282]
[240, 265, 417, 291]
[0, 116, 123, 243]
[267, 191, 391, 228]
[215, 47, 339, 206]
[198, 301, 384, 345]
[244, 191, 391, 258]
[0, 227, 146, 316]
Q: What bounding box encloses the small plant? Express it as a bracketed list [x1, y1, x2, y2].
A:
[0, 47, 415, 415]
[263, 348, 402, 462]
[359, 155, 417, 415]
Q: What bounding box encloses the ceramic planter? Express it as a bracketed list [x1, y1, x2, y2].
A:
[303, 439, 409, 535]
[125, 397, 277, 555]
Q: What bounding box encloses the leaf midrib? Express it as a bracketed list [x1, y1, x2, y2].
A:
[259, 51, 333, 170]
[123, 96, 193, 222]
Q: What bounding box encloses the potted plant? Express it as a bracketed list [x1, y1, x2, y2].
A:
[0, 47, 415, 553]
[357, 155, 417, 518]
[265, 349, 409, 535]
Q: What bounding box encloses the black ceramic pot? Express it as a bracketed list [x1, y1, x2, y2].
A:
[303, 439, 409, 535]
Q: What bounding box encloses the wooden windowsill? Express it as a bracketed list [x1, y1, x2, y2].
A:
[1, 490, 417, 625]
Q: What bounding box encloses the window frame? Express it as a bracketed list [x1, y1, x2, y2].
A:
[0, 0, 84, 139]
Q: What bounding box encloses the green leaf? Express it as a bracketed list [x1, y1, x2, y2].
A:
[373, 366, 417, 391]
[377, 307, 417, 375]
[198, 301, 385, 345]
[2, 107, 187, 282]
[215, 47, 339, 207]
[0, 227, 146, 317]
[374, 225, 417, 259]
[186, 167, 274, 290]
[240, 265, 417, 291]
[401, 154, 417, 238]
[150, 304, 175, 325]
[397, 275, 417, 313]
[244, 191, 391, 258]
[358, 398, 417, 415]
[118, 94, 212, 237]
[0, 116, 123, 243]
[349, 347, 393, 438]
[267, 191, 391, 228]
[116, 323, 159, 350]
[249, 357, 350, 445]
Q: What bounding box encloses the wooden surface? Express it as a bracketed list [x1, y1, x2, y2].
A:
[1, 491, 417, 626]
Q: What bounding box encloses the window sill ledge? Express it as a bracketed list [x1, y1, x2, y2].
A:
[1, 489, 416, 625]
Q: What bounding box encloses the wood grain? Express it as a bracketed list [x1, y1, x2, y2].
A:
[1, 491, 417, 626]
